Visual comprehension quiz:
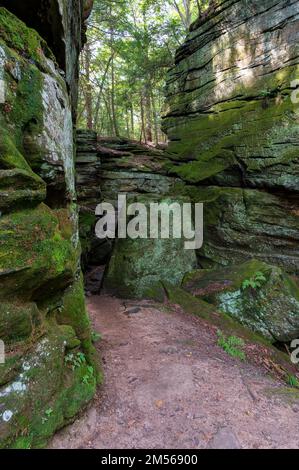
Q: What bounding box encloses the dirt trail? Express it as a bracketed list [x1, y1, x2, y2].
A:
[50, 295, 299, 449]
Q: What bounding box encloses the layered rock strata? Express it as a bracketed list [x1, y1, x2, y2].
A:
[0, 3, 99, 448]
[162, 0, 299, 273]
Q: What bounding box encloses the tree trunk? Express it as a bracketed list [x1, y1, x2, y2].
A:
[84, 43, 93, 130]
[151, 90, 159, 145]
[110, 55, 119, 137]
[130, 103, 134, 138]
[140, 95, 146, 143]
[144, 83, 152, 143]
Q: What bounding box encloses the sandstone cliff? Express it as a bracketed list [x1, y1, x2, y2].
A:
[163, 0, 299, 273]
[0, 2, 99, 448]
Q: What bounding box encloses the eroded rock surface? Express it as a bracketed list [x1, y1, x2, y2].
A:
[163, 0, 299, 273]
[0, 5, 99, 448]
[182, 260, 299, 342]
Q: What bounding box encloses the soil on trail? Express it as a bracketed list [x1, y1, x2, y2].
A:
[50, 295, 299, 449]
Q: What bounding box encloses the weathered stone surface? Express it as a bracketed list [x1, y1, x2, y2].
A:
[76, 133, 179, 268]
[0, 330, 96, 449]
[170, 184, 299, 273]
[0, 301, 41, 344]
[182, 260, 299, 343]
[0, 6, 99, 448]
[1, 0, 87, 116]
[163, 0, 299, 187]
[103, 196, 197, 300]
[162, 0, 299, 274]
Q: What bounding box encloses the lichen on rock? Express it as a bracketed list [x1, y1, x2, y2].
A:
[0, 4, 98, 448]
[182, 259, 299, 343]
[162, 0, 299, 274]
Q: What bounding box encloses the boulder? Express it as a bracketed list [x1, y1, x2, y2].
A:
[170, 184, 299, 274]
[103, 196, 198, 300]
[162, 0, 299, 273]
[182, 260, 299, 343]
[0, 6, 98, 448]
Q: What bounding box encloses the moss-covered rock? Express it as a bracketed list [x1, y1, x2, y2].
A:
[0, 169, 46, 213]
[182, 260, 299, 343]
[0, 203, 78, 298]
[0, 301, 41, 344]
[170, 183, 299, 274]
[162, 0, 299, 275]
[0, 5, 97, 448]
[0, 329, 96, 449]
[58, 275, 103, 384]
[163, 281, 299, 383]
[103, 196, 197, 300]
[0, 7, 55, 69]
[163, 1, 299, 191]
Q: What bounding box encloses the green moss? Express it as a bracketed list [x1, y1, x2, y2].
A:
[182, 260, 299, 343]
[0, 326, 98, 449]
[58, 275, 103, 384]
[0, 8, 55, 68]
[12, 436, 33, 449]
[0, 203, 78, 298]
[0, 130, 32, 171]
[79, 211, 96, 257]
[0, 168, 46, 213]
[0, 301, 42, 344]
[164, 65, 299, 185]
[28, 361, 96, 449]
[57, 325, 81, 350]
[0, 353, 22, 387]
[1, 56, 44, 153]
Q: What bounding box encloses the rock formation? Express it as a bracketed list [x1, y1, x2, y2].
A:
[163, 0, 299, 273]
[84, 1, 299, 342]
[182, 259, 299, 343]
[0, 3, 99, 448]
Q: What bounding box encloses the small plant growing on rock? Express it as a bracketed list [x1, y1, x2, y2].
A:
[64, 352, 86, 370]
[91, 330, 102, 343]
[82, 366, 94, 384]
[242, 271, 266, 291]
[217, 331, 246, 361]
[42, 408, 53, 424]
[286, 374, 299, 388]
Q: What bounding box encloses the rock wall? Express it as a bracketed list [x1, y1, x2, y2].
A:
[76, 132, 197, 298]
[0, 3, 99, 448]
[77, 134, 171, 285]
[162, 0, 299, 273]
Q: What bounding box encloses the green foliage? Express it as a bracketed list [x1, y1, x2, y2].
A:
[91, 330, 102, 343]
[79, 0, 205, 141]
[64, 352, 87, 370]
[82, 366, 95, 384]
[242, 271, 267, 291]
[217, 330, 246, 361]
[41, 408, 54, 425]
[286, 374, 299, 388]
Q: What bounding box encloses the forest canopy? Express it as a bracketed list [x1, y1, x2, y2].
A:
[78, 0, 209, 143]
